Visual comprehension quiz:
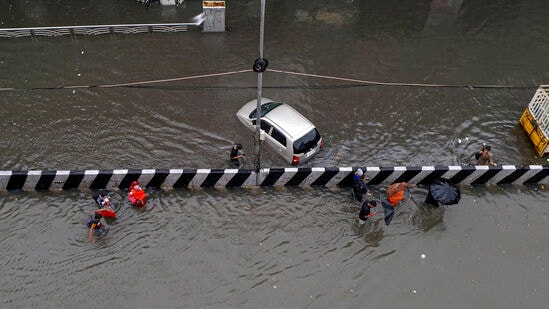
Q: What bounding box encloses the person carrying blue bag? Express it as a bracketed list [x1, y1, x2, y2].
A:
[351, 168, 371, 202]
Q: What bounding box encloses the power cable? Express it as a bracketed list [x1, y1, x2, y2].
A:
[0, 68, 539, 92]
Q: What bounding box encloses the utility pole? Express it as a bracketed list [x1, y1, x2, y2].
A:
[253, 0, 268, 185]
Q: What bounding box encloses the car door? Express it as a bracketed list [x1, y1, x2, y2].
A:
[252, 119, 290, 162]
[269, 126, 289, 161]
[260, 120, 278, 152]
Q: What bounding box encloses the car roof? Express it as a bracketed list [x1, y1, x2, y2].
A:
[262, 102, 316, 140]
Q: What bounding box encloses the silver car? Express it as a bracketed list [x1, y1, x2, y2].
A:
[236, 98, 323, 165]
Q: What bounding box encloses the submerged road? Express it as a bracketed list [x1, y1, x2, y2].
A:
[1, 1, 549, 308]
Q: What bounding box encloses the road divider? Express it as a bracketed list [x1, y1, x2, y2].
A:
[0, 165, 547, 191]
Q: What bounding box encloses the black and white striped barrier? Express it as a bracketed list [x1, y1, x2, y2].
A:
[0, 165, 547, 191]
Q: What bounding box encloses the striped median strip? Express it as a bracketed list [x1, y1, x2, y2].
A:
[0, 165, 547, 191]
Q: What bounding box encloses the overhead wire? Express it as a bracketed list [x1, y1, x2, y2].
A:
[0, 68, 539, 92]
[267, 68, 538, 90]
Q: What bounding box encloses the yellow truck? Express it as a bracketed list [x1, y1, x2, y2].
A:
[519, 85, 549, 157]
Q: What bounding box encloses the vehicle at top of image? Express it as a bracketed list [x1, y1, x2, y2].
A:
[236, 98, 323, 165]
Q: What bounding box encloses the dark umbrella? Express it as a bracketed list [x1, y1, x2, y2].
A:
[425, 178, 461, 207]
[381, 199, 395, 225]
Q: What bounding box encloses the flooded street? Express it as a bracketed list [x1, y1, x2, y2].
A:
[1, 0, 549, 308]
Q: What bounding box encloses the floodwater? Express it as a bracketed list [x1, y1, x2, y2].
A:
[1, 0, 549, 308]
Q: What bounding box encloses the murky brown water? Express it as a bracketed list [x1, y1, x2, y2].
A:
[1, 0, 549, 308]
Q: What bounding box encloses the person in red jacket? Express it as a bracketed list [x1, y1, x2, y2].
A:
[128, 180, 140, 191]
[387, 182, 407, 206]
[380, 182, 408, 225]
[128, 184, 147, 207]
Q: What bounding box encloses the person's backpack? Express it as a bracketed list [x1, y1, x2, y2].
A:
[474, 151, 481, 160]
[86, 216, 94, 228]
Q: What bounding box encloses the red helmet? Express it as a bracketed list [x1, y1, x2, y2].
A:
[129, 181, 140, 190]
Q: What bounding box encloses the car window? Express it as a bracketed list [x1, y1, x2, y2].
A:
[248, 102, 283, 119]
[293, 128, 321, 154]
[261, 121, 273, 134]
[251, 120, 273, 134]
[271, 127, 287, 147]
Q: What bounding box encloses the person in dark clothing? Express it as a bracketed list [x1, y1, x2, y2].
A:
[358, 200, 378, 224]
[87, 213, 105, 242]
[351, 168, 371, 202]
[230, 143, 245, 167]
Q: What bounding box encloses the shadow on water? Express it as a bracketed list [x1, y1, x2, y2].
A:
[352, 219, 385, 248]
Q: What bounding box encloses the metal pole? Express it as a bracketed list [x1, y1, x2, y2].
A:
[253, 0, 267, 185]
[258, 0, 265, 57]
[254, 74, 263, 180]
